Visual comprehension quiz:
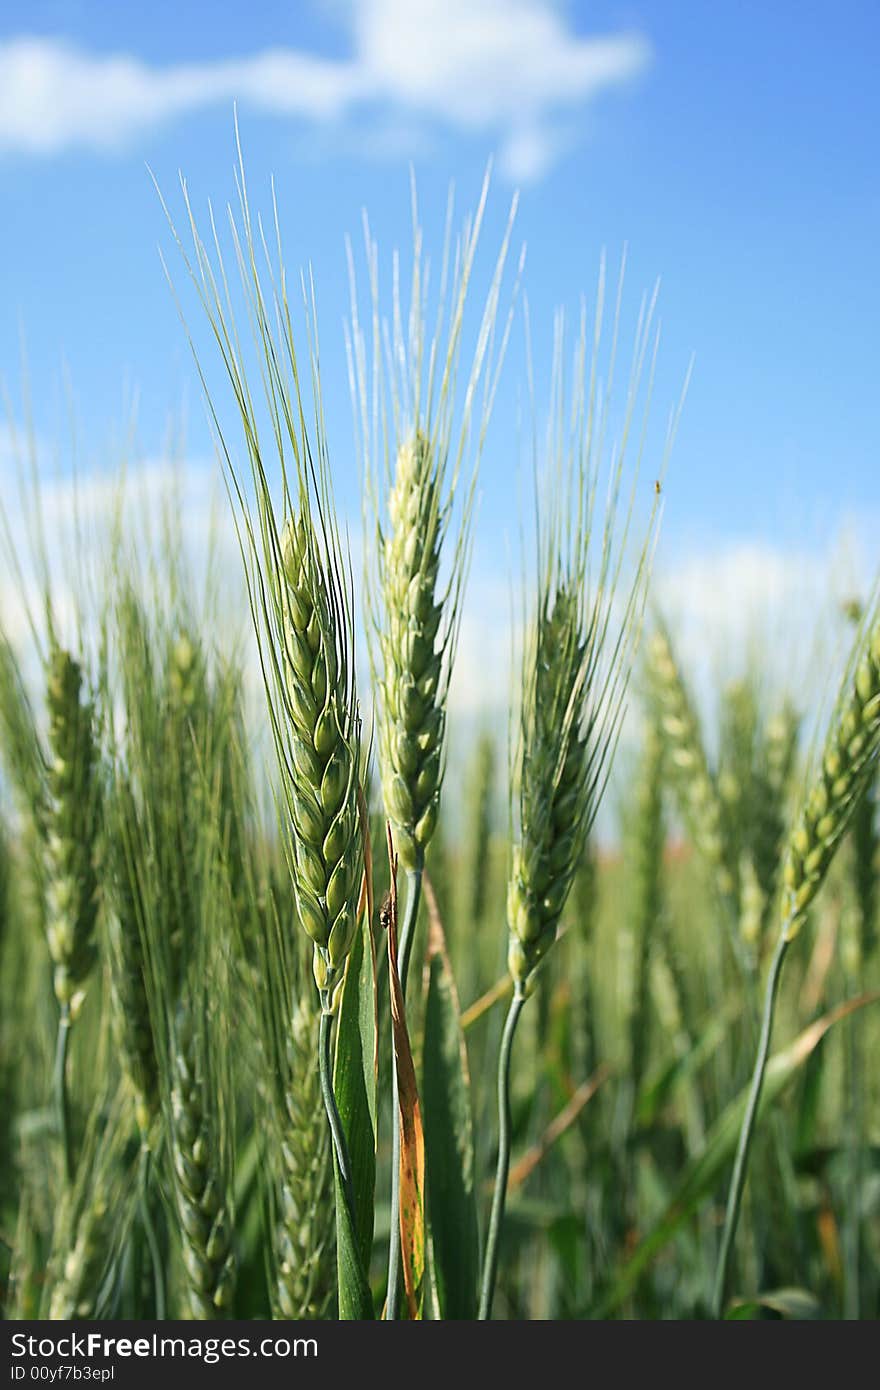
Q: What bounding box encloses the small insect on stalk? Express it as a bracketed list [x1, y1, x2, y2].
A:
[712, 599, 880, 1317]
[160, 134, 366, 1282]
[480, 264, 684, 1320]
[348, 170, 519, 1316]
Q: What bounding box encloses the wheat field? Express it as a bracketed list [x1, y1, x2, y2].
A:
[0, 167, 878, 1323]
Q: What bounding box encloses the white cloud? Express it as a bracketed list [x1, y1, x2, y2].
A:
[0, 3, 651, 178]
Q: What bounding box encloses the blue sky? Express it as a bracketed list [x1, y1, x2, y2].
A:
[1, 1, 878, 696]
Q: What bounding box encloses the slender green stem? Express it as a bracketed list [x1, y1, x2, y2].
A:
[478, 986, 527, 1321]
[318, 1009, 357, 1227]
[712, 930, 789, 1317]
[842, 977, 862, 1318]
[138, 1145, 166, 1320]
[386, 864, 423, 1321]
[53, 1004, 72, 1186]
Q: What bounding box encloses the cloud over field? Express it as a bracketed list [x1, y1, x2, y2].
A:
[0, 2, 651, 179]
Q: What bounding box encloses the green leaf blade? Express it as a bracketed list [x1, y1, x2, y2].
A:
[422, 906, 480, 1320]
[333, 911, 378, 1319]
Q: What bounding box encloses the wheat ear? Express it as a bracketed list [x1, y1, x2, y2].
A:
[348, 173, 518, 1316]
[168, 1005, 236, 1319]
[106, 780, 158, 1140]
[44, 643, 101, 1185]
[483, 264, 678, 1319]
[159, 140, 366, 1283]
[274, 999, 335, 1319]
[713, 608, 880, 1316]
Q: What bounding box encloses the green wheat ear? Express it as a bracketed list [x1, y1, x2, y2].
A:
[781, 616, 880, 939]
[646, 625, 736, 902]
[507, 281, 679, 993]
[349, 172, 520, 874]
[169, 1004, 236, 1319]
[106, 779, 158, 1138]
[274, 997, 334, 1319]
[44, 643, 101, 1016]
[481, 265, 686, 1321]
[159, 142, 364, 1012]
[377, 430, 445, 869]
[279, 511, 362, 1004]
[713, 598, 880, 1316]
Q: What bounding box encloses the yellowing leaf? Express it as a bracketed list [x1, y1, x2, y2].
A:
[386, 825, 426, 1320]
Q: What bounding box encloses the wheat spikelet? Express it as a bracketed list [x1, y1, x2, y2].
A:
[482, 274, 673, 1314]
[629, 719, 665, 1096]
[106, 782, 158, 1138]
[841, 603, 878, 968]
[466, 732, 496, 926]
[0, 633, 48, 927]
[7, 1192, 41, 1319]
[47, 1193, 114, 1320]
[278, 513, 362, 1004]
[162, 152, 364, 1013]
[44, 1088, 135, 1319]
[781, 619, 880, 940]
[0, 633, 47, 828]
[714, 608, 880, 1314]
[850, 776, 878, 964]
[169, 1006, 236, 1319]
[44, 644, 100, 1015]
[350, 177, 518, 876]
[647, 627, 736, 903]
[718, 678, 759, 851]
[508, 587, 596, 985]
[376, 432, 445, 870]
[566, 842, 600, 1083]
[161, 627, 211, 985]
[740, 701, 800, 949]
[274, 999, 334, 1319]
[506, 277, 675, 993]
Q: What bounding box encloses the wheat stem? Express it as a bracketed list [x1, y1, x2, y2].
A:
[138, 1145, 166, 1320]
[385, 863, 423, 1320]
[53, 1005, 72, 1186]
[478, 986, 526, 1320]
[318, 1008, 356, 1230]
[712, 931, 788, 1317]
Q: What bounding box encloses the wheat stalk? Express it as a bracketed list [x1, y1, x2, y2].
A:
[348, 172, 519, 1316]
[713, 605, 880, 1316]
[159, 135, 367, 1290]
[481, 262, 680, 1319]
[629, 718, 665, 1104]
